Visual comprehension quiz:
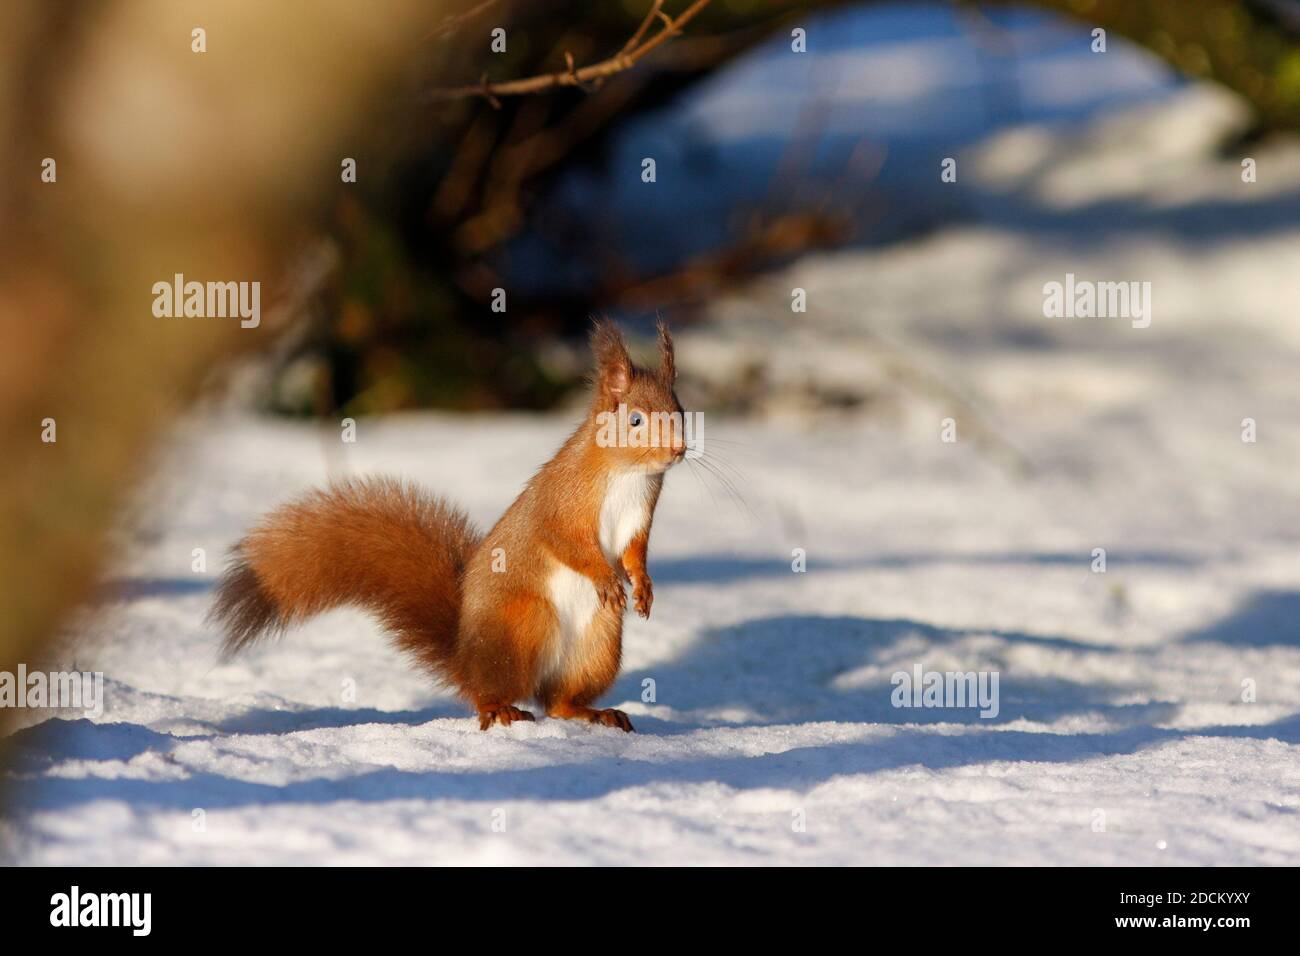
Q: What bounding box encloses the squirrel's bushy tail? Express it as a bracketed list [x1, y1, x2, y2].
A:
[208, 477, 480, 678]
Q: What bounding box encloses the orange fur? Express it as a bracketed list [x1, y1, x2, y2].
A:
[211, 477, 480, 681]
[209, 319, 685, 733]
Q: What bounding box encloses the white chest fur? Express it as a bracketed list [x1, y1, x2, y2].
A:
[598, 471, 652, 565]
[542, 563, 603, 684]
[539, 471, 652, 686]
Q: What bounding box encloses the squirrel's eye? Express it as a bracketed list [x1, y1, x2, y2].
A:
[629, 411, 644, 427]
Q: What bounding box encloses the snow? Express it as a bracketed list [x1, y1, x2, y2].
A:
[5, 83, 1300, 865]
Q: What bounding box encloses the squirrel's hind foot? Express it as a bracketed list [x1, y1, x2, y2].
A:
[592, 708, 635, 732]
[548, 704, 634, 733]
[477, 705, 536, 731]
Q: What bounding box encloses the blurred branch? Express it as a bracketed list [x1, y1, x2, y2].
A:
[422, 0, 712, 105]
[602, 212, 853, 311]
[421, 0, 502, 42]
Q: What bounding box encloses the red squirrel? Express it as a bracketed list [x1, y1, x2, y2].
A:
[210, 318, 685, 732]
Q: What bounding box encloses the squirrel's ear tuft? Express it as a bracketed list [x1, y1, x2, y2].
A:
[657, 319, 676, 384]
[590, 317, 631, 399]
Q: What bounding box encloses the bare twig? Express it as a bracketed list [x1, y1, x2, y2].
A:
[621, 0, 665, 54]
[422, 0, 712, 105]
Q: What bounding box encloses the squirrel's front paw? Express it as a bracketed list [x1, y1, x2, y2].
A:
[631, 574, 653, 619]
[596, 571, 627, 613]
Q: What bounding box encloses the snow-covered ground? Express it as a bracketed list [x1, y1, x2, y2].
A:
[4, 84, 1300, 865]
